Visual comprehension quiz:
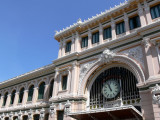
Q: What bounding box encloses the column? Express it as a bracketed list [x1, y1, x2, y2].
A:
[52, 68, 59, 98]
[99, 23, 103, 44]
[144, 0, 152, 24]
[13, 92, 19, 106]
[111, 18, 116, 40]
[58, 41, 63, 58]
[88, 29, 92, 48]
[67, 67, 72, 92]
[124, 13, 130, 34]
[44, 84, 49, 101]
[5, 93, 11, 107]
[75, 32, 80, 52]
[62, 40, 66, 56]
[142, 37, 154, 78]
[138, 4, 147, 27]
[58, 73, 62, 91]
[32, 87, 38, 103]
[0, 96, 4, 108]
[22, 89, 28, 105]
[71, 34, 75, 53]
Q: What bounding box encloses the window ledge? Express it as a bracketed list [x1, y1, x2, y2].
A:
[26, 101, 32, 104]
[152, 17, 160, 22]
[58, 90, 68, 93]
[104, 38, 112, 42]
[116, 33, 126, 38]
[81, 46, 88, 51]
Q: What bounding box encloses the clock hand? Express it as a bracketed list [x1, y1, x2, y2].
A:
[107, 83, 112, 91]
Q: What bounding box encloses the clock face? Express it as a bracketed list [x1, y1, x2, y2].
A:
[102, 79, 120, 99]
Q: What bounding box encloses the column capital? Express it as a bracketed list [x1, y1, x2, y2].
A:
[124, 13, 128, 22]
[111, 18, 115, 28]
[88, 29, 92, 37]
[144, 1, 150, 11]
[142, 37, 151, 48]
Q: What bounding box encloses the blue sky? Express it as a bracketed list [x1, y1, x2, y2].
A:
[0, 0, 125, 82]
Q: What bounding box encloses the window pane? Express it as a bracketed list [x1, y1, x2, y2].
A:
[92, 32, 99, 44]
[116, 22, 125, 35]
[28, 85, 34, 101]
[19, 88, 24, 103]
[81, 36, 88, 48]
[151, 4, 160, 19]
[62, 76, 67, 90]
[10, 90, 16, 104]
[58, 111, 64, 120]
[129, 16, 141, 30]
[3, 92, 8, 106]
[65, 41, 72, 53]
[49, 80, 54, 98]
[38, 82, 45, 99]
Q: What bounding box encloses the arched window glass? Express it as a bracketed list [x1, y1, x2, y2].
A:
[49, 80, 54, 98]
[3, 92, 8, 106]
[18, 88, 24, 103]
[10, 90, 16, 105]
[38, 82, 45, 99]
[28, 85, 34, 101]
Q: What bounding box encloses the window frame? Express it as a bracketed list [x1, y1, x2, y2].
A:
[116, 21, 126, 35]
[10, 90, 16, 105]
[18, 88, 24, 103]
[92, 32, 99, 44]
[81, 36, 88, 48]
[129, 15, 141, 30]
[28, 85, 34, 102]
[38, 82, 45, 100]
[65, 41, 72, 53]
[103, 27, 112, 40]
[150, 4, 160, 19]
[62, 75, 68, 90]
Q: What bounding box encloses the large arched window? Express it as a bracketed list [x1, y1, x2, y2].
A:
[10, 90, 16, 105]
[3, 92, 8, 106]
[49, 80, 54, 98]
[38, 82, 45, 99]
[89, 67, 140, 109]
[18, 88, 24, 103]
[28, 85, 34, 102]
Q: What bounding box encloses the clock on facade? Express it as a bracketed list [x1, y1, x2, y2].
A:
[102, 79, 120, 99]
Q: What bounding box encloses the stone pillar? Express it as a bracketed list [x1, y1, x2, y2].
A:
[6, 93, 11, 107]
[32, 87, 38, 103]
[99, 23, 103, 44]
[124, 13, 130, 34]
[138, 4, 147, 27]
[71, 35, 75, 53]
[58, 41, 63, 58]
[52, 68, 59, 98]
[0, 96, 4, 107]
[111, 18, 116, 40]
[13, 92, 19, 106]
[62, 40, 66, 56]
[142, 37, 154, 78]
[22, 89, 28, 105]
[144, 0, 152, 24]
[44, 84, 49, 101]
[88, 29, 92, 48]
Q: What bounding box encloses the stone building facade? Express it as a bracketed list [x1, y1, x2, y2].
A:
[0, 0, 160, 119]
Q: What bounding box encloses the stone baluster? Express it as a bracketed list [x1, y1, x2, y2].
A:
[138, 3, 147, 27]
[144, 0, 152, 24]
[99, 23, 103, 44]
[124, 13, 130, 34]
[111, 18, 116, 40]
[88, 29, 92, 48]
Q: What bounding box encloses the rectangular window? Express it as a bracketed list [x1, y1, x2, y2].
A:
[92, 32, 99, 44]
[150, 4, 160, 19]
[116, 21, 125, 35]
[57, 111, 64, 120]
[65, 41, 71, 53]
[129, 16, 141, 30]
[81, 36, 88, 48]
[62, 75, 67, 90]
[103, 27, 112, 40]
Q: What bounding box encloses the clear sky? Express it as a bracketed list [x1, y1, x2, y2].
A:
[0, 0, 125, 82]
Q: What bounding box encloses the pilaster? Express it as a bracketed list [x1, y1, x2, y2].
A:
[13, 92, 19, 106]
[52, 68, 59, 97]
[75, 32, 80, 52]
[138, 4, 147, 27]
[111, 18, 116, 40]
[124, 13, 130, 34]
[44, 84, 49, 101]
[22, 89, 28, 105]
[62, 39, 66, 57]
[88, 29, 92, 48]
[0, 96, 4, 107]
[71, 34, 75, 53]
[144, 0, 152, 24]
[6, 93, 11, 107]
[58, 41, 63, 58]
[32, 87, 38, 103]
[99, 23, 103, 44]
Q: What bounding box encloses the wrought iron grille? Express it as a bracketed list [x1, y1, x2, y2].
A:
[90, 67, 140, 108]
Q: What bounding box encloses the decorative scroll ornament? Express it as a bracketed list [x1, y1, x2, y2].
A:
[18, 111, 23, 120]
[99, 49, 116, 63]
[64, 100, 71, 115]
[28, 109, 33, 119]
[141, 37, 151, 48]
[40, 108, 45, 120]
[152, 84, 160, 106]
[49, 103, 56, 118]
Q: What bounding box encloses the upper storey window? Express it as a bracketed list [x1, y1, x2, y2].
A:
[129, 16, 141, 30]
[62, 75, 67, 90]
[28, 85, 34, 101]
[150, 4, 160, 19]
[103, 27, 112, 40]
[81, 36, 88, 48]
[116, 21, 125, 35]
[3, 92, 8, 106]
[92, 32, 99, 44]
[19, 88, 24, 103]
[38, 82, 45, 99]
[10, 90, 16, 105]
[65, 41, 71, 53]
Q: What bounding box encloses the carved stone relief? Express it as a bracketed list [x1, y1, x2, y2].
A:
[120, 46, 144, 68]
[152, 84, 160, 107]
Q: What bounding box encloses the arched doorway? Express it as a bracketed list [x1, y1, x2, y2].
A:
[89, 67, 141, 110]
